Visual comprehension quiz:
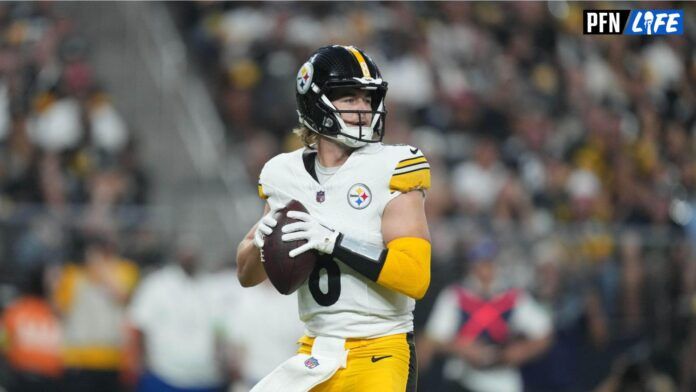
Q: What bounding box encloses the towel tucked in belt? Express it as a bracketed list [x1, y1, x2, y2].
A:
[250, 336, 349, 392]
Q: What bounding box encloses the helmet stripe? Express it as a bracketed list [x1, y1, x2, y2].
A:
[345, 46, 371, 78]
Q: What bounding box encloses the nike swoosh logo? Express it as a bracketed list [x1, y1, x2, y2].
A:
[410, 148, 419, 154]
[371, 355, 392, 363]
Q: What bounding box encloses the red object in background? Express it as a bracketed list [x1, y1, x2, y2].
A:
[2, 297, 63, 377]
[63, 60, 94, 95]
[455, 287, 520, 345]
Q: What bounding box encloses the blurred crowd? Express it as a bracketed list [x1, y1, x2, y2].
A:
[0, 3, 308, 392]
[0, 2, 153, 278]
[171, 1, 696, 391]
[0, 3, 147, 391]
[1, 1, 695, 391]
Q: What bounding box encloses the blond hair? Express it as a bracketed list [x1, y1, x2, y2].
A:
[293, 125, 319, 148]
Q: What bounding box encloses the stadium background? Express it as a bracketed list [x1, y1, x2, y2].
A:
[0, 1, 694, 391]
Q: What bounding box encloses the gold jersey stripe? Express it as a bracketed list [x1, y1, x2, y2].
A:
[390, 168, 431, 192]
[258, 184, 268, 199]
[345, 46, 371, 78]
[395, 156, 427, 169]
[398, 155, 425, 163]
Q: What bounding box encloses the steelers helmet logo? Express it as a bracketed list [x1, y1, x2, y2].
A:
[347, 183, 372, 209]
[296, 62, 313, 94]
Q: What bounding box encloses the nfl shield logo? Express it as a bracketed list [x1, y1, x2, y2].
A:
[304, 357, 319, 369]
[316, 191, 325, 203]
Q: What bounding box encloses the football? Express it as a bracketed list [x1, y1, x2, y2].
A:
[261, 199, 319, 295]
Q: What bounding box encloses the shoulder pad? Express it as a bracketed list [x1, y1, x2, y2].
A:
[257, 149, 304, 200]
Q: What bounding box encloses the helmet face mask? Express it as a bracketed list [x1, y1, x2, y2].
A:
[296, 45, 388, 148]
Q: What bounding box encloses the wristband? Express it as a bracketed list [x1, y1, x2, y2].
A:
[332, 234, 387, 281]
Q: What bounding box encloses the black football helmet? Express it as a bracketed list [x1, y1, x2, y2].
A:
[295, 45, 388, 148]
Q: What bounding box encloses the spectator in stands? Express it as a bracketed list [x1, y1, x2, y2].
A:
[0, 113, 39, 204]
[53, 234, 139, 392]
[522, 240, 609, 392]
[421, 238, 552, 392]
[0, 264, 63, 392]
[87, 90, 130, 155]
[596, 354, 676, 392]
[0, 1, 151, 280]
[0, 1, 694, 390]
[452, 137, 509, 218]
[127, 234, 237, 392]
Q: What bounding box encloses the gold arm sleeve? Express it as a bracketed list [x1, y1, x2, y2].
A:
[376, 237, 431, 300]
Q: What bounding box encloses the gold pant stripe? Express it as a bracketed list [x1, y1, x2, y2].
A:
[395, 156, 427, 169]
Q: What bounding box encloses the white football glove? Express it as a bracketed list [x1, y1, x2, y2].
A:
[281, 211, 339, 258]
[253, 209, 279, 250]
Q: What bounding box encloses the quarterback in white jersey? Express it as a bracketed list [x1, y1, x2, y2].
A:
[237, 45, 431, 392]
[258, 142, 428, 338]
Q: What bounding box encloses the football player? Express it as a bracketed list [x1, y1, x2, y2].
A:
[236, 45, 431, 392]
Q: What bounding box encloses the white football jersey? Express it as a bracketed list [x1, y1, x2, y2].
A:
[258, 143, 430, 339]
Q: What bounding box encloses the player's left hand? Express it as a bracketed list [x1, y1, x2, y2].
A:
[281, 211, 339, 257]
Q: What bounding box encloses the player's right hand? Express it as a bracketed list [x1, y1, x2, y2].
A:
[253, 209, 279, 250]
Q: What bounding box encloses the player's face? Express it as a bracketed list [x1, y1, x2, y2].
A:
[473, 260, 496, 286]
[331, 89, 373, 126]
